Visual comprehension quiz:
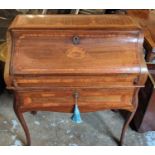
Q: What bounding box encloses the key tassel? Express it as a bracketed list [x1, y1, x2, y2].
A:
[71, 104, 82, 123]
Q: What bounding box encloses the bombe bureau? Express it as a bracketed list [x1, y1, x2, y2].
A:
[4, 15, 148, 145]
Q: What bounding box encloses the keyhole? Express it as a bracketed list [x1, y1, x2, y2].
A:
[72, 36, 80, 45]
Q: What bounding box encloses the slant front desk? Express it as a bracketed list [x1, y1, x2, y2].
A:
[4, 15, 148, 145]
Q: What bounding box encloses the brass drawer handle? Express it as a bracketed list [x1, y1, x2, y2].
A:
[72, 36, 80, 45]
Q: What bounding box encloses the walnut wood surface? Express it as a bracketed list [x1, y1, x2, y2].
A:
[11, 30, 141, 75]
[17, 88, 135, 113]
[5, 15, 148, 145]
[5, 15, 147, 111]
[9, 15, 141, 29]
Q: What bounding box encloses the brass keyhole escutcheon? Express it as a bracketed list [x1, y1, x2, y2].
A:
[73, 90, 79, 105]
[72, 36, 80, 45]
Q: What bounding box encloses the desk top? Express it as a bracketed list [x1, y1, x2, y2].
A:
[9, 15, 140, 30]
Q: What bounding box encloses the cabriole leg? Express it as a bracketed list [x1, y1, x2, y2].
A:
[13, 94, 31, 146]
[120, 110, 136, 146]
[120, 89, 139, 146]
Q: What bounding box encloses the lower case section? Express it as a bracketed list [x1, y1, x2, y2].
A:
[16, 88, 135, 113]
[13, 87, 139, 146]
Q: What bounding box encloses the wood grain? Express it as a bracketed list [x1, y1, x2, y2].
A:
[16, 88, 135, 113]
[5, 15, 148, 145]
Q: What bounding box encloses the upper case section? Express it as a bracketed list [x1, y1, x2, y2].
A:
[6, 15, 148, 87]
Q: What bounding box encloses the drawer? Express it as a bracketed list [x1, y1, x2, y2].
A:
[11, 30, 140, 75]
[15, 74, 138, 87]
[17, 88, 135, 112]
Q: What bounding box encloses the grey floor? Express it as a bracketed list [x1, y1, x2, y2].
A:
[0, 92, 155, 146]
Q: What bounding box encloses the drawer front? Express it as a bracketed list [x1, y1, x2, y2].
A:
[15, 74, 138, 87]
[17, 88, 135, 112]
[12, 30, 140, 75]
